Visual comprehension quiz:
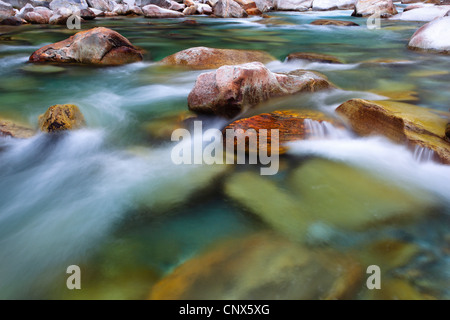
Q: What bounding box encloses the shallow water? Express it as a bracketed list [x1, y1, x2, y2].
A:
[0, 12, 449, 299]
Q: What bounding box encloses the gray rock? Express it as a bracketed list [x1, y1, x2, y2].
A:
[214, 0, 247, 17]
[86, 0, 114, 11]
[0, 0, 15, 19]
[49, 0, 88, 13]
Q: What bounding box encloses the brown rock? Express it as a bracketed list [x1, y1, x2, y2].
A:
[29, 27, 143, 65]
[234, 0, 258, 10]
[0, 16, 27, 25]
[142, 4, 185, 17]
[223, 110, 341, 154]
[446, 123, 450, 141]
[0, 120, 35, 139]
[246, 7, 262, 14]
[336, 99, 450, 164]
[214, 0, 248, 18]
[149, 233, 363, 300]
[182, 5, 196, 15]
[80, 8, 96, 20]
[188, 62, 334, 118]
[38, 104, 86, 132]
[310, 19, 359, 26]
[159, 46, 276, 70]
[352, 0, 398, 17]
[286, 52, 343, 64]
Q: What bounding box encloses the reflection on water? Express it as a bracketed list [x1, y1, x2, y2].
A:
[0, 12, 449, 299]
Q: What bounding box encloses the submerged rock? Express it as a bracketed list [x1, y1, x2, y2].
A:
[29, 27, 143, 65]
[310, 19, 359, 26]
[352, 0, 398, 17]
[142, 4, 184, 17]
[38, 104, 86, 132]
[213, 0, 248, 18]
[286, 52, 343, 63]
[0, 120, 35, 138]
[150, 233, 363, 299]
[224, 160, 434, 239]
[188, 62, 334, 118]
[275, 0, 313, 11]
[159, 46, 276, 70]
[336, 99, 450, 164]
[223, 110, 341, 154]
[407, 17, 450, 54]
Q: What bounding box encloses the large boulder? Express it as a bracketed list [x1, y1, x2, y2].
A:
[0, 120, 35, 138]
[29, 27, 143, 65]
[188, 62, 334, 118]
[38, 104, 86, 132]
[142, 4, 184, 17]
[0, 0, 15, 20]
[49, 0, 88, 12]
[22, 6, 53, 23]
[390, 5, 450, 21]
[141, 0, 172, 8]
[213, 0, 248, 17]
[234, 0, 261, 14]
[336, 99, 450, 164]
[49, 7, 73, 24]
[407, 16, 450, 54]
[159, 46, 276, 70]
[312, 0, 356, 10]
[86, 0, 115, 11]
[275, 0, 313, 11]
[150, 233, 363, 300]
[254, 0, 275, 11]
[223, 110, 342, 154]
[2, 0, 31, 9]
[352, 0, 398, 17]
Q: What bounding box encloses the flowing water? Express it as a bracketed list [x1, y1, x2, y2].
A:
[0, 11, 449, 299]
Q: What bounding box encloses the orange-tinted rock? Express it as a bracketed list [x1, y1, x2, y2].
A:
[38, 104, 86, 132]
[188, 62, 334, 118]
[286, 52, 343, 64]
[223, 110, 341, 154]
[0, 120, 35, 139]
[336, 99, 450, 164]
[149, 233, 363, 300]
[29, 27, 143, 65]
[159, 46, 276, 70]
[310, 19, 359, 26]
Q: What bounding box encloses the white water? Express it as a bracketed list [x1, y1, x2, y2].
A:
[413, 145, 435, 163]
[304, 119, 352, 139]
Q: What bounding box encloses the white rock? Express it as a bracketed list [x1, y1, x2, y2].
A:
[391, 5, 450, 21]
[0, 0, 15, 19]
[142, 3, 184, 17]
[275, 0, 312, 11]
[312, 0, 356, 10]
[408, 16, 450, 53]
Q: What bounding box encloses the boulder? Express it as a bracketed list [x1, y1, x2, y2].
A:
[275, 0, 313, 11]
[142, 4, 184, 17]
[49, 7, 73, 24]
[254, 0, 274, 11]
[0, 120, 35, 138]
[286, 52, 343, 63]
[310, 19, 359, 26]
[23, 6, 52, 23]
[196, 2, 212, 13]
[188, 62, 334, 118]
[169, 0, 184, 10]
[0, 0, 15, 20]
[224, 160, 434, 239]
[29, 27, 143, 65]
[352, 0, 398, 17]
[407, 16, 450, 53]
[223, 110, 341, 154]
[312, 0, 356, 10]
[150, 233, 363, 299]
[80, 7, 95, 18]
[159, 46, 276, 69]
[49, 0, 88, 12]
[213, 0, 248, 17]
[38, 104, 85, 132]
[390, 5, 450, 21]
[141, 0, 173, 7]
[336, 99, 450, 164]
[234, 0, 260, 14]
[86, 0, 114, 11]
[182, 4, 196, 14]
[0, 15, 27, 24]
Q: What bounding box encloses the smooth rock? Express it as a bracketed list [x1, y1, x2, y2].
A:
[49, 7, 72, 24]
[312, 0, 356, 10]
[223, 110, 341, 154]
[213, 0, 248, 17]
[310, 18, 359, 26]
[150, 233, 363, 300]
[142, 4, 184, 17]
[407, 16, 450, 54]
[182, 4, 195, 14]
[0, 119, 35, 138]
[23, 6, 52, 23]
[80, 7, 95, 18]
[159, 46, 276, 69]
[275, 0, 313, 11]
[38, 104, 85, 132]
[286, 52, 343, 63]
[87, 0, 114, 11]
[0, 15, 27, 24]
[336, 99, 450, 164]
[352, 0, 398, 17]
[254, 0, 274, 11]
[188, 62, 334, 118]
[390, 5, 450, 21]
[29, 27, 143, 65]
[0, 0, 15, 20]
[49, 0, 88, 12]
[169, 0, 184, 10]
[196, 2, 211, 13]
[141, 0, 172, 8]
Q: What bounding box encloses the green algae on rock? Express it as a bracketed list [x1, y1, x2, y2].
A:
[38, 104, 86, 133]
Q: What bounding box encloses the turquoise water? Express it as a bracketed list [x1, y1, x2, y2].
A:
[0, 11, 449, 299]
